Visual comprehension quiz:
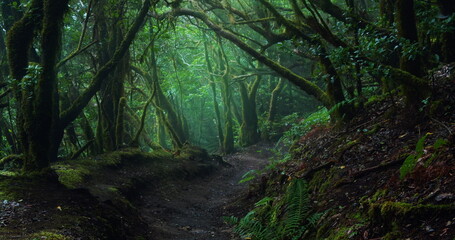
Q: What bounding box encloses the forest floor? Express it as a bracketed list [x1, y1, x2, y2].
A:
[136, 142, 274, 240]
[0, 143, 274, 240]
[1, 65, 454, 240]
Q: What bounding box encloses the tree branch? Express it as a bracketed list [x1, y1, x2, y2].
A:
[170, 8, 331, 107]
[60, 0, 151, 128]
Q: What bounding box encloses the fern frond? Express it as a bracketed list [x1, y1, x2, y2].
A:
[229, 179, 321, 240]
[279, 179, 310, 238]
[223, 216, 239, 225]
[255, 197, 274, 207]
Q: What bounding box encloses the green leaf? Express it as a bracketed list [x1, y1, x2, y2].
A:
[400, 154, 417, 179]
[415, 134, 429, 156]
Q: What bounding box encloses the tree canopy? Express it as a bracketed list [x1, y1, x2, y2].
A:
[0, 0, 454, 172]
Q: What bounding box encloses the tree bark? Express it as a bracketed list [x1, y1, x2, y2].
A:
[238, 77, 261, 147]
[268, 78, 285, 122]
[395, 0, 427, 107]
[203, 36, 224, 150]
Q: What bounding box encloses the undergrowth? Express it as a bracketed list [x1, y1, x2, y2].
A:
[240, 109, 329, 184]
[399, 133, 448, 179]
[225, 179, 322, 240]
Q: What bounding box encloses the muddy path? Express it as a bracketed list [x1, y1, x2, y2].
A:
[136, 143, 274, 240]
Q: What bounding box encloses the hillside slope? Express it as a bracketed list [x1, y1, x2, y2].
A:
[233, 65, 455, 240]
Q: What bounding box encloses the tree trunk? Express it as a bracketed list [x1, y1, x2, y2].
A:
[203, 36, 224, 150]
[437, 0, 455, 62]
[132, 63, 187, 149]
[395, 0, 427, 107]
[238, 77, 261, 147]
[268, 78, 285, 122]
[6, 0, 151, 172]
[217, 39, 235, 154]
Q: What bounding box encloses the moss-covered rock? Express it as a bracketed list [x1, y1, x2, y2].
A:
[368, 201, 455, 224]
[27, 231, 70, 240]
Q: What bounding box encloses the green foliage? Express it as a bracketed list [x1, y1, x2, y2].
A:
[225, 179, 321, 240]
[400, 134, 428, 179]
[255, 197, 274, 207]
[399, 134, 448, 179]
[279, 108, 330, 147]
[239, 169, 260, 183]
[424, 138, 448, 167]
[240, 108, 331, 184]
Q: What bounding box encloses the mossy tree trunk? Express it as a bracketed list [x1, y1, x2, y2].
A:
[132, 51, 188, 150]
[203, 36, 224, 151]
[80, 111, 98, 156]
[156, 111, 168, 149]
[437, 0, 455, 62]
[217, 38, 235, 154]
[238, 76, 261, 147]
[395, 0, 421, 77]
[267, 78, 285, 122]
[21, 0, 68, 171]
[93, 1, 129, 151]
[115, 97, 127, 148]
[6, 0, 44, 157]
[317, 45, 353, 120]
[395, 0, 427, 107]
[6, 0, 151, 172]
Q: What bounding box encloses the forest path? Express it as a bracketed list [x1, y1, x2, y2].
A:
[136, 142, 274, 240]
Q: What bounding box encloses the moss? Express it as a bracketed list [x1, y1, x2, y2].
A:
[335, 139, 359, 154]
[53, 165, 90, 188]
[323, 226, 357, 240]
[0, 171, 19, 177]
[365, 123, 381, 135]
[28, 231, 70, 240]
[365, 93, 390, 108]
[368, 201, 455, 224]
[360, 188, 388, 208]
[0, 177, 17, 200]
[100, 148, 171, 165]
[319, 168, 341, 194]
[176, 145, 210, 162]
[383, 230, 402, 240]
[318, 210, 368, 240]
[0, 154, 23, 171]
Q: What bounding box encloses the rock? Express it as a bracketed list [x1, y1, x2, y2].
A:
[435, 193, 454, 202]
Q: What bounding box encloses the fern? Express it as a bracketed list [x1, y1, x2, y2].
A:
[239, 169, 260, 183]
[279, 179, 310, 239]
[227, 179, 321, 240]
[255, 197, 274, 207]
[400, 134, 428, 179]
[222, 216, 239, 225]
[234, 211, 275, 240]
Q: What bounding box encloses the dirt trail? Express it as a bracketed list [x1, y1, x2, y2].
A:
[137, 143, 274, 240]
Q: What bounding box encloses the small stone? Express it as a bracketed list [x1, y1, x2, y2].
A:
[181, 226, 191, 231]
[435, 193, 454, 202]
[424, 225, 434, 233]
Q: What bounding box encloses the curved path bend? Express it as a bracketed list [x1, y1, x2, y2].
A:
[137, 143, 273, 240]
